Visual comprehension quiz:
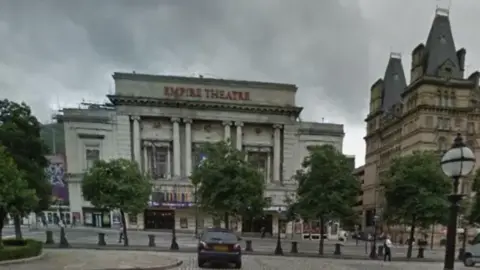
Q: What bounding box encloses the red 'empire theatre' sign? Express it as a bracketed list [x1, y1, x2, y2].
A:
[164, 86, 251, 101]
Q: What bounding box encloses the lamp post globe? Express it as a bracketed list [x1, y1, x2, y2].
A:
[441, 133, 476, 270]
[441, 134, 476, 178]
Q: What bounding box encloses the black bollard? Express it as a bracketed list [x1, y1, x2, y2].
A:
[59, 227, 70, 248]
[148, 234, 156, 247]
[245, 240, 253, 252]
[290, 241, 298, 254]
[458, 248, 465, 261]
[98, 233, 107, 246]
[377, 245, 384, 257]
[417, 247, 425, 258]
[334, 243, 342, 255]
[45, 230, 54, 244]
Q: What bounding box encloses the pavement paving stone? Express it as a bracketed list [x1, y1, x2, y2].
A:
[0, 249, 179, 270]
[160, 252, 470, 270]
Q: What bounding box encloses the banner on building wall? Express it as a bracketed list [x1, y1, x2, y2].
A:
[149, 191, 193, 208]
[46, 155, 69, 202]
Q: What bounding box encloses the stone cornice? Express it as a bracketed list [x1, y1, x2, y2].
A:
[112, 72, 298, 92]
[107, 95, 303, 117]
[55, 114, 111, 124]
[402, 75, 475, 98]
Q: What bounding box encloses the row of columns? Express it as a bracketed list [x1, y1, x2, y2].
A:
[130, 116, 282, 181]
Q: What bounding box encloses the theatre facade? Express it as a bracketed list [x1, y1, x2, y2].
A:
[60, 72, 346, 237]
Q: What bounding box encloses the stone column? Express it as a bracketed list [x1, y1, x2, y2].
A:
[235, 122, 243, 150]
[167, 146, 172, 178]
[184, 119, 192, 176]
[143, 141, 149, 173]
[171, 118, 181, 177]
[131, 116, 142, 165]
[273, 124, 282, 182]
[266, 154, 271, 183]
[223, 121, 232, 142]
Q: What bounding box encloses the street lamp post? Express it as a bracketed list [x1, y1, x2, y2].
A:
[354, 224, 359, 246]
[369, 215, 378, 259]
[441, 133, 476, 270]
[274, 207, 284, 255]
[194, 183, 198, 237]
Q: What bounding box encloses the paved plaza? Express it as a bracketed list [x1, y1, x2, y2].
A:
[1, 249, 471, 270]
[0, 249, 180, 270]
[17, 227, 446, 260]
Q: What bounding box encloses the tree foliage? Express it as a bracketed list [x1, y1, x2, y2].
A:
[0, 146, 37, 247]
[0, 99, 51, 239]
[82, 158, 152, 246]
[291, 144, 361, 254]
[467, 169, 480, 225]
[382, 150, 451, 258]
[190, 141, 268, 228]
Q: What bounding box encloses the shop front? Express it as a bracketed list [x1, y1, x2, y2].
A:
[82, 207, 111, 228]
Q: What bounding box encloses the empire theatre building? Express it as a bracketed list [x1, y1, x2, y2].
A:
[60, 72, 346, 237]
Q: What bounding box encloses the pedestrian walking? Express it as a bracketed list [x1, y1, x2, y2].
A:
[384, 235, 393, 261]
[118, 222, 124, 243]
[260, 226, 266, 238]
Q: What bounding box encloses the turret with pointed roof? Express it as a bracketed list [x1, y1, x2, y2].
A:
[382, 53, 407, 111]
[410, 8, 466, 82]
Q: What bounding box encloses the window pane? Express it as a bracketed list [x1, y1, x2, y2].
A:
[148, 146, 168, 179]
[85, 149, 100, 170]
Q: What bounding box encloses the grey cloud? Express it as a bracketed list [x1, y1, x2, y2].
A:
[0, 0, 370, 124]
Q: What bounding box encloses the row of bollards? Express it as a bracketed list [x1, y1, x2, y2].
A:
[44, 231, 432, 258]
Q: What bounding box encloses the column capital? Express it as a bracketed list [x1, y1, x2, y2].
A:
[130, 115, 141, 121]
[183, 118, 193, 124]
[222, 121, 232, 126]
[235, 121, 244, 127]
[273, 124, 283, 130]
[171, 117, 181, 123]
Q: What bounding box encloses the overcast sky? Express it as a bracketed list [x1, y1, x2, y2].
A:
[1, 0, 479, 166]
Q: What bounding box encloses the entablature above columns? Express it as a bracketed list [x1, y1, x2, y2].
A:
[108, 95, 302, 119]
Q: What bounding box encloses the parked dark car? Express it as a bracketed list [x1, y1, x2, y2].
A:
[197, 227, 242, 268]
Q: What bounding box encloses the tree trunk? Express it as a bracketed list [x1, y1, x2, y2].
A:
[0, 210, 5, 249]
[224, 212, 229, 229]
[430, 224, 435, 250]
[406, 216, 416, 258]
[318, 217, 325, 255]
[13, 214, 22, 240]
[120, 210, 129, 246]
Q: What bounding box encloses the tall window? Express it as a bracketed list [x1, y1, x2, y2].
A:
[146, 146, 169, 179]
[247, 151, 269, 182]
[85, 148, 100, 170]
[192, 144, 205, 170]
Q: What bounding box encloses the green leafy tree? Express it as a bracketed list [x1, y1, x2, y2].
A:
[382, 151, 451, 258]
[467, 169, 480, 230]
[0, 146, 37, 248]
[292, 144, 361, 255]
[82, 158, 151, 246]
[190, 141, 268, 229]
[0, 99, 51, 239]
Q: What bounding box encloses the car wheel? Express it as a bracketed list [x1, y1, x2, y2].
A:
[234, 261, 242, 269]
[464, 253, 475, 267]
[198, 259, 206, 267]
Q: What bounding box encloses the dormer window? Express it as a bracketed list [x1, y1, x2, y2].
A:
[393, 74, 399, 80]
[439, 35, 447, 44]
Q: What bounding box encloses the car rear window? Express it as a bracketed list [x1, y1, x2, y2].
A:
[202, 231, 237, 242]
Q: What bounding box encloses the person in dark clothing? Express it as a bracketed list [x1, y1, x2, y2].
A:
[118, 223, 124, 243]
[384, 235, 393, 261]
[260, 226, 266, 238]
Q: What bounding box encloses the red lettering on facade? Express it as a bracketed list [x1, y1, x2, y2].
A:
[163, 86, 251, 101]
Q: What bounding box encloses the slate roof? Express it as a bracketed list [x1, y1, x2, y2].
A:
[423, 11, 462, 78]
[381, 53, 407, 111]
